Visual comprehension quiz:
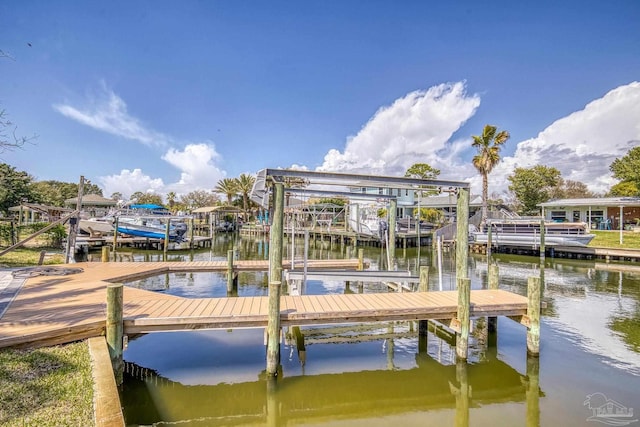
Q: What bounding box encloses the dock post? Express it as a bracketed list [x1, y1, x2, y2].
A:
[269, 183, 284, 284]
[357, 248, 364, 271]
[456, 277, 471, 361]
[164, 220, 170, 255]
[388, 198, 397, 270]
[189, 217, 194, 249]
[455, 187, 469, 281]
[101, 246, 110, 263]
[487, 222, 492, 259]
[539, 219, 545, 260]
[266, 280, 282, 376]
[227, 249, 235, 293]
[38, 250, 46, 265]
[527, 276, 541, 355]
[488, 263, 499, 335]
[112, 217, 119, 250]
[106, 283, 124, 385]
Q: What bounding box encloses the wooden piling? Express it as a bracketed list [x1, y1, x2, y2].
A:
[266, 280, 282, 376]
[455, 188, 469, 280]
[101, 246, 110, 263]
[357, 248, 364, 271]
[227, 249, 235, 293]
[38, 250, 46, 265]
[487, 222, 492, 259]
[269, 183, 284, 284]
[164, 220, 170, 255]
[539, 218, 545, 261]
[388, 198, 397, 269]
[112, 217, 119, 249]
[456, 277, 471, 360]
[526, 276, 541, 355]
[106, 283, 124, 385]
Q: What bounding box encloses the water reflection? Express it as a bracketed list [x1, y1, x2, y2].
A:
[113, 234, 640, 425]
[122, 328, 541, 427]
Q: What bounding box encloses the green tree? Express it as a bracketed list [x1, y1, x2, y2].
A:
[110, 192, 123, 201]
[166, 192, 177, 209]
[608, 181, 639, 197]
[472, 125, 510, 224]
[0, 163, 35, 214]
[508, 165, 562, 215]
[214, 178, 239, 205]
[180, 190, 219, 210]
[405, 163, 441, 197]
[235, 173, 256, 212]
[129, 192, 163, 206]
[30, 180, 103, 206]
[610, 147, 640, 194]
[554, 179, 596, 199]
[404, 163, 441, 180]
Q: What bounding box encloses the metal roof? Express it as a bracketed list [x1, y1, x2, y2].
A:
[539, 197, 640, 208]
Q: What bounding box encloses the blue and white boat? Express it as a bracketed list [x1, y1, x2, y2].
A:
[115, 204, 188, 241]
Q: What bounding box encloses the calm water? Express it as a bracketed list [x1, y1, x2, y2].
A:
[114, 234, 640, 426]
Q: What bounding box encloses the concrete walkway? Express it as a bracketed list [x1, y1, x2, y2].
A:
[0, 269, 25, 319]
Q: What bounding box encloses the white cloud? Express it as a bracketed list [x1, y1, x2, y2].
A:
[53, 85, 170, 147]
[99, 169, 165, 199]
[317, 81, 481, 176]
[315, 80, 640, 198]
[161, 143, 226, 195]
[490, 81, 640, 195]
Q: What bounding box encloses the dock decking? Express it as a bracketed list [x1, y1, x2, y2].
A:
[0, 260, 528, 349]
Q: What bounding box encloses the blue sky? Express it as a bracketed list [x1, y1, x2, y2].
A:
[2, 1, 639, 200]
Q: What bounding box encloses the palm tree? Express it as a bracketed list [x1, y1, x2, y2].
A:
[472, 124, 510, 225]
[214, 178, 239, 205]
[235, 173, 256, 212]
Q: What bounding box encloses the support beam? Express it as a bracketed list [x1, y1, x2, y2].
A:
[0, 210, 79, 257]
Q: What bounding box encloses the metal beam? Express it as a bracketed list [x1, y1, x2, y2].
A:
[264, 168, 470, 190]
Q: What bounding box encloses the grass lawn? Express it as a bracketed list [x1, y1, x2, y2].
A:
[0, 341, 94, 426]
[589, 230, 640, 250]
[0, 248, 65, 267]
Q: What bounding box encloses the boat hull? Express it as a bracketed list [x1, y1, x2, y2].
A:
[471, 232, 595, 247]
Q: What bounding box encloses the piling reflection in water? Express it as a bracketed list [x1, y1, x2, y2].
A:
[122, 327, 541, 426]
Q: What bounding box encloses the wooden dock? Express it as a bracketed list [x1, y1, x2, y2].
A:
[0, 260, 527, 349]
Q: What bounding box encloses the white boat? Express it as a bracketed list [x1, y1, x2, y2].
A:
[348, 203, 384, 238]
[116, 217, 187, 241]
[114, 204, 189, 241]
[469, 219, 596, 247]
[79, 217, 114, 236]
